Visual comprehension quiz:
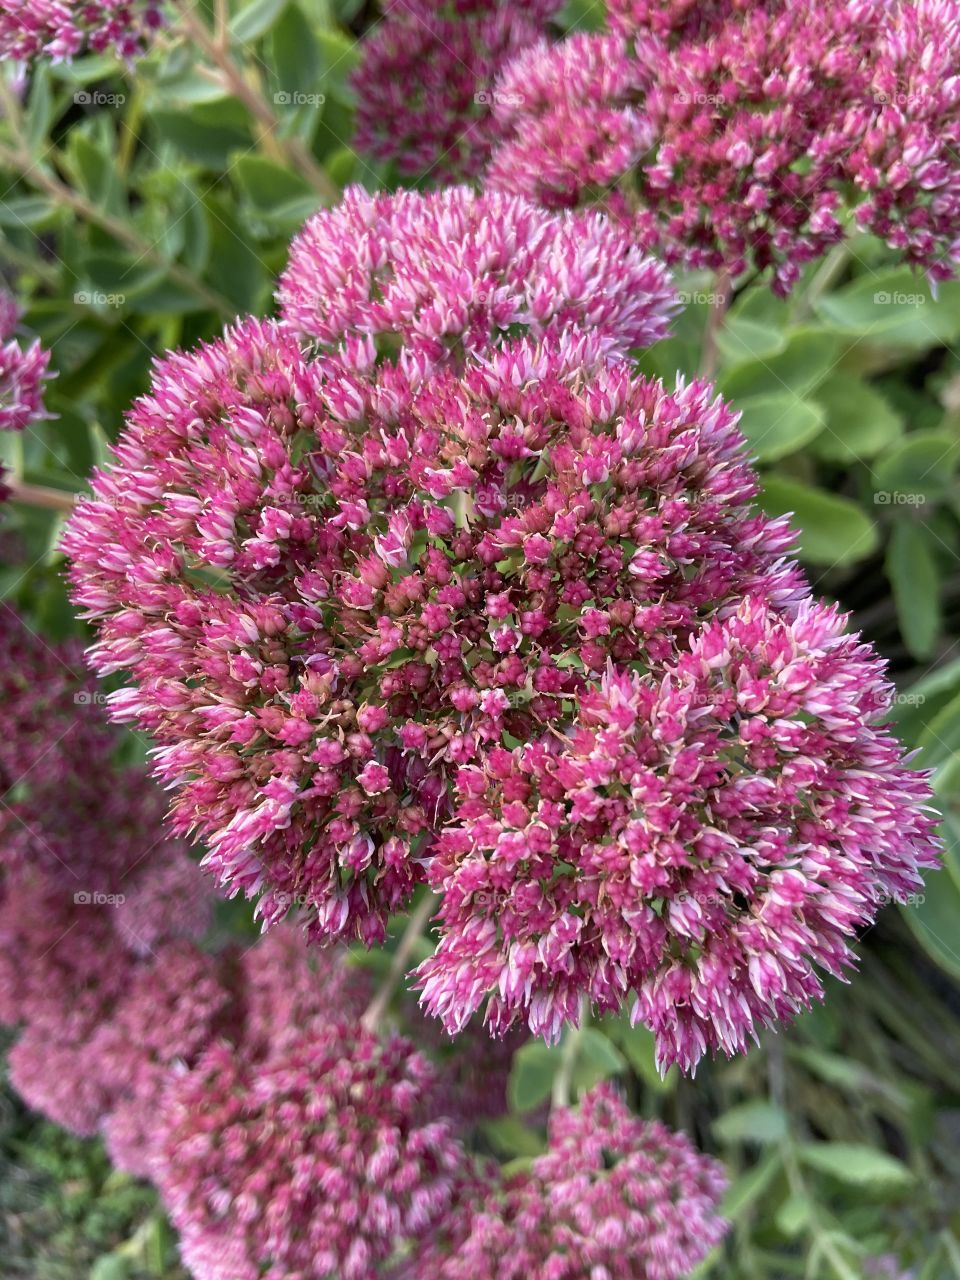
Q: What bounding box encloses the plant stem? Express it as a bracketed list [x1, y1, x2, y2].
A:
[361, 893, 437, 1033]
[794, 241, 853, 322]
[6, 480, 78, 512]
[174, 2, 339, 204]
[699, 268, 733, 380]
[551, 994, 588, 1109]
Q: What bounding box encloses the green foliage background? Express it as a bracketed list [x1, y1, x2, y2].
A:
[2, 1, 960, 1277]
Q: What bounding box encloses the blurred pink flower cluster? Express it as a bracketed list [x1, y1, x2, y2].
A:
[62, 183, 940, 1075]
[486, 0, 960, 291]
[0, 290, 51, 434]
[0, 0, 162, 64]
[351, 0, 563, 181]
[411, 1083, 728, 1280]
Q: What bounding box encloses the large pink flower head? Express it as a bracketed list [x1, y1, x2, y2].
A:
[489, 0, 960, 291]
[154, 1023, 470, 1280]
[0, 0, 163, 63]
[0, 289, 51, 432]
[419, 1083, 728, 1280]
[351, 0, 561, 182]
[418, 597, 940, 1072]
[277, 185, 676, 367]
[64, 315, 801, 948]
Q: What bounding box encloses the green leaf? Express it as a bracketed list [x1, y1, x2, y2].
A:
[232, 155, 315, 212]
[721, 1151, 783, 1219]
[570, 1028, 626, 1095]
[152, 101, 252, 167]
[713, 1101, 788, 1145]
[887, 521, 941, 660]
[917, 689, 960, 768]
[775, 1193, 812, 1238]
[719, 328, 840, 400]
[873, 431, 960, 504]
[610, 1017, 677, 1093]
[809, 373, 903, 462]
[508, 1042, 562, 1113]
[736, 392, 824, 461]
[816, 269, 960, 349]
[480, 1116, 547, 1159]
[759, 477, 879, 567]
[715, 314, 788, 365]
[906, 870, 960, 988]
[272, 2, 324, 99]
[797, 1142, 914, 1188]
[231, 0, 290, 42]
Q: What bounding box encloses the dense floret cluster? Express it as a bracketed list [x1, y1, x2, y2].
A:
[277, 185, 676, 364]
[351, 0, 562, 181]
[0, 0, 162, 63]
[63, 316, 803, 949]
[0, 289, 51, 433]
[418, 598, 941, 1070]
[154, 1024, 470, 1280]
[408, 1084, 728, 1280]
[487, 0, 960, 290]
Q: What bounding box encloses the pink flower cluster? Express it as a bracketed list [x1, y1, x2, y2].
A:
[65, 187, 681, 947]
[419, 598, 940, 1071]
[0, 289, 51, 433]
[277, 185, 676, 364]
[409, 1083, 728, 1280]
[63, 184, 939, 1072]
[351, 0, 562, 181]
[0, 0, 162, 63]
[155, 1024, 469, 1280]
[487, 0, 960, 290]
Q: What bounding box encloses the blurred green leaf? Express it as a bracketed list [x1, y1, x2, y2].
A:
[887, 521, 941, 660]
[713, 1102, 788, 1146]
[720, 328, 839, 400]
[508, 1043, 561, 1114]
[737, 393, 824, 461]
[797, 1142, 914, 1188]
[230, 0, 290, 42]
[759, 477, 879, 566]
[809, 372, 902, 462]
